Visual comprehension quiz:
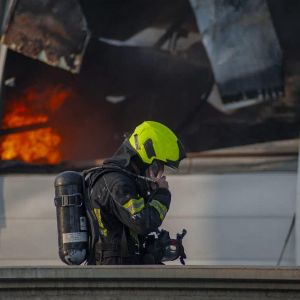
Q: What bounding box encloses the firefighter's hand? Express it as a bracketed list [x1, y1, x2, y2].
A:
[155, 176, 169, 190]
[148, 165, 168, 190]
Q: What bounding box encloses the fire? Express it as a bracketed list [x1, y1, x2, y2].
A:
[0, 87, 71, 164]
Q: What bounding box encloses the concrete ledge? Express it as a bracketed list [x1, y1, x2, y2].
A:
[1, 266, 300, 299]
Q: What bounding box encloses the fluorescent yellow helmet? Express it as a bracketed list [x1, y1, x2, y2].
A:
[128, 121, 186, 168]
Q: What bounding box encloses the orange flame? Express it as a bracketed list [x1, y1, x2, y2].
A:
[1, 87, 71, 164]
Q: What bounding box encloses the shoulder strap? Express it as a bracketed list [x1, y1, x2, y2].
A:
[80, 173, 98, 265]
[83, 165, 137, 191]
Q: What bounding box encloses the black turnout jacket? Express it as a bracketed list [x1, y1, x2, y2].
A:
[88, 155, 171, 265]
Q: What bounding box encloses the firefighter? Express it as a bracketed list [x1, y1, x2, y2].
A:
[88, 121, 186, 265]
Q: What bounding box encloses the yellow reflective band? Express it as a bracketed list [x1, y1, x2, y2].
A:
[123, 197, 145, 215]
[93, 208, 108, 237]
[149, 199, 168, 221]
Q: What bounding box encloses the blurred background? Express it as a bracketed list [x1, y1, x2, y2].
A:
[0, 0, 299, 266]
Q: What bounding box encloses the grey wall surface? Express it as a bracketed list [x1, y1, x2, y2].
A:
[0, 173, 296, 266]
[164, 173, 296, 265]
[0, 175, 59, 266]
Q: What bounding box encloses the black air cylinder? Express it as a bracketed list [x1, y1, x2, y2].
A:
[54, 171, 88, 265]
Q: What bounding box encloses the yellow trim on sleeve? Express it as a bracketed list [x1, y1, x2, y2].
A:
[123, 197, 145, 215]
[149, 199, 168, 221]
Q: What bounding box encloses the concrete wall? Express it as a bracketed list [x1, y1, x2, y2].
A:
[1, 266, 300, 299]
[0, 172, 296, 266]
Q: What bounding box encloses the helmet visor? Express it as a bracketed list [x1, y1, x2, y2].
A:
[165, 140, 186, 169]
